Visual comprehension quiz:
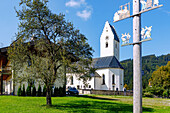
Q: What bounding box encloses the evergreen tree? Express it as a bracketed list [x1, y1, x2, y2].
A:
[43, 85, 46, 96]
[32, 85, 36, 96]
[54, 87, 57, 97]
[17, 86, 22, 96]
[22, 84, 25, 96]
[26, 85, 31, 96]
[37, 84, 42, 96]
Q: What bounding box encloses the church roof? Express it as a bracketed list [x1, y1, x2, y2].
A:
[93, 56, 124, 69]
[109, 24, 120, 42]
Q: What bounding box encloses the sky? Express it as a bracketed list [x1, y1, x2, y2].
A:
[0, 0, 170, 61]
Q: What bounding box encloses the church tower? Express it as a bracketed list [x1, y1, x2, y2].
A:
[100, 21, 120, 60]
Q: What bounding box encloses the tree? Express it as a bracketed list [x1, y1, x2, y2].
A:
[17, 86, 22, 96]
[32, 85, 36, 96]
[8, 0, 93, 105]
[22, 84, 26, 96]
[43, 85, 46, 96]
[37, 84, 42, 96]
[26, 85, 31, 96]
[149, 61, 170, 97]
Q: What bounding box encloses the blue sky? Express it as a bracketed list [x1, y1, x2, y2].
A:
[0, 0, 169, 61]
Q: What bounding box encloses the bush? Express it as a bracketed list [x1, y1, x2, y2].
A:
[32, 85, 36, 96]
[22, 84, 25, 96]
[26, 85, 31, 96]
[43, 85, 46, 96]
[143, 92, 154, 98]
[163, 90, 168, 98]
[54, 87, 59, 97]
[17, 86, 22, 96]
[37, 85, 42, 96]
[144, 86, 165, 97]
[59, 87, 65, 96]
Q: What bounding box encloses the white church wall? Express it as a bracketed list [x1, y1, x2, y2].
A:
[94, 77, 101, 90]
[66, 73, 95, 90]
[109, 68, 124, 91]
[96, 69, 110, 90]
[100, 21, 115, 57]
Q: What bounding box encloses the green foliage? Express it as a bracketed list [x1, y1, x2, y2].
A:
[22, 84, 25, 96]
[17, 86, 22, 96]
[59, 87, 64, 96]
[121, 54, 170, 90]
[143, 86, 166, 97]
[149, 61, 170, 90]
[143, 92, 154, 98]
[54, 87, 58, 97]
[32, 85, 36, 96]
[43, 85, 46, 96]
[8, 0, 93, 105]
[26, 85, 31, 96]
[37, 84, 42, 96]
[163, 90, 169, 98]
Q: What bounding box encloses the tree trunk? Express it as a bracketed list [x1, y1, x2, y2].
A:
[46, 85, 52, 106]
[63, 65, 66, 96]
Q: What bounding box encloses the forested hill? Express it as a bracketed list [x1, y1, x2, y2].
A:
[120, 54, 170, 90]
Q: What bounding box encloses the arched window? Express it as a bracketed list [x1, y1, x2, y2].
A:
[105, 36, 109, 40]
[112, 74, 115, 84]
[106, 42, 108, 48]
[102, 74, 105, 85]
[71, 76, 73, 85]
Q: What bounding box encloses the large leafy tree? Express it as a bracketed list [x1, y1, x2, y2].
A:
[8, 0, 93, 105]
[149, 61, 170, 91]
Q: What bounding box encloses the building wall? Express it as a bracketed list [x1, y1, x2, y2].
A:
[66, 68, 124, 91]
[109, 68, 124, 91]
[100, 21, 119, 60]
[66, 73, 95, 90]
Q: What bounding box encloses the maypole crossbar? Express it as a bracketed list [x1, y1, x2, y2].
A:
[113, 0, 163, 113]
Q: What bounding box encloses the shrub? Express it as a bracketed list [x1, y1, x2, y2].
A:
[143, 92, 154, 98]
[17, 86, 22, 96]
[59, 87, 65, 96]
[54, 87, 58, 97]
[26, 85, 31, 96]
[37, 84, 42, 96]
[32, 85, 36, 96]
[163, 90, 168, 98]
[43, 85, 46, 96]
[22, 84, 25, 96]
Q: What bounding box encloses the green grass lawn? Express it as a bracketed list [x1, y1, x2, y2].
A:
[0, 95, 169, 113]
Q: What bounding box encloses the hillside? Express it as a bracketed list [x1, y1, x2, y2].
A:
[120, 54, 170, 89]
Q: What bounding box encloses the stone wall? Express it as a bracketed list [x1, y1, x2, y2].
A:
[79, 89, 133, 96]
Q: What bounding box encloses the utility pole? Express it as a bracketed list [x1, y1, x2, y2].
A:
[133, 0, 142, 112]
[113, 0, 163, 112]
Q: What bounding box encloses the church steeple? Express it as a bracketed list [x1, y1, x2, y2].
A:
[100, 21, 120, 60]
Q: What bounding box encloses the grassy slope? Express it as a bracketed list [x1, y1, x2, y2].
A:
[0, 95, 169, 113]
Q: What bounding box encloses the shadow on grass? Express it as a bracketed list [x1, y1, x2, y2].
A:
[42, 96, 154, 113]
[77, 95, 119, 101]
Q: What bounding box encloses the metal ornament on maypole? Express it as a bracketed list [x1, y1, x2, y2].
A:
[113, 0, 163, 113]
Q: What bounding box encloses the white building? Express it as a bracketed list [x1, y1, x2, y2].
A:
[66, 21, 124, 91]
[0, 21, 124, 95]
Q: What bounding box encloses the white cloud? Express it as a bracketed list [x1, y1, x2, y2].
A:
[76, 9, 91, 20]
[65, 0, 92, 21]
[65, 0, 85, 8]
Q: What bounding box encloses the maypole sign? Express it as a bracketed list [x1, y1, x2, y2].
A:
[113, 0, 163, 113]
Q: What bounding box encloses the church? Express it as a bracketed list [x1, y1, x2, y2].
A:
[66, 21, 124, 91]
[0, 21, 124, 95]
